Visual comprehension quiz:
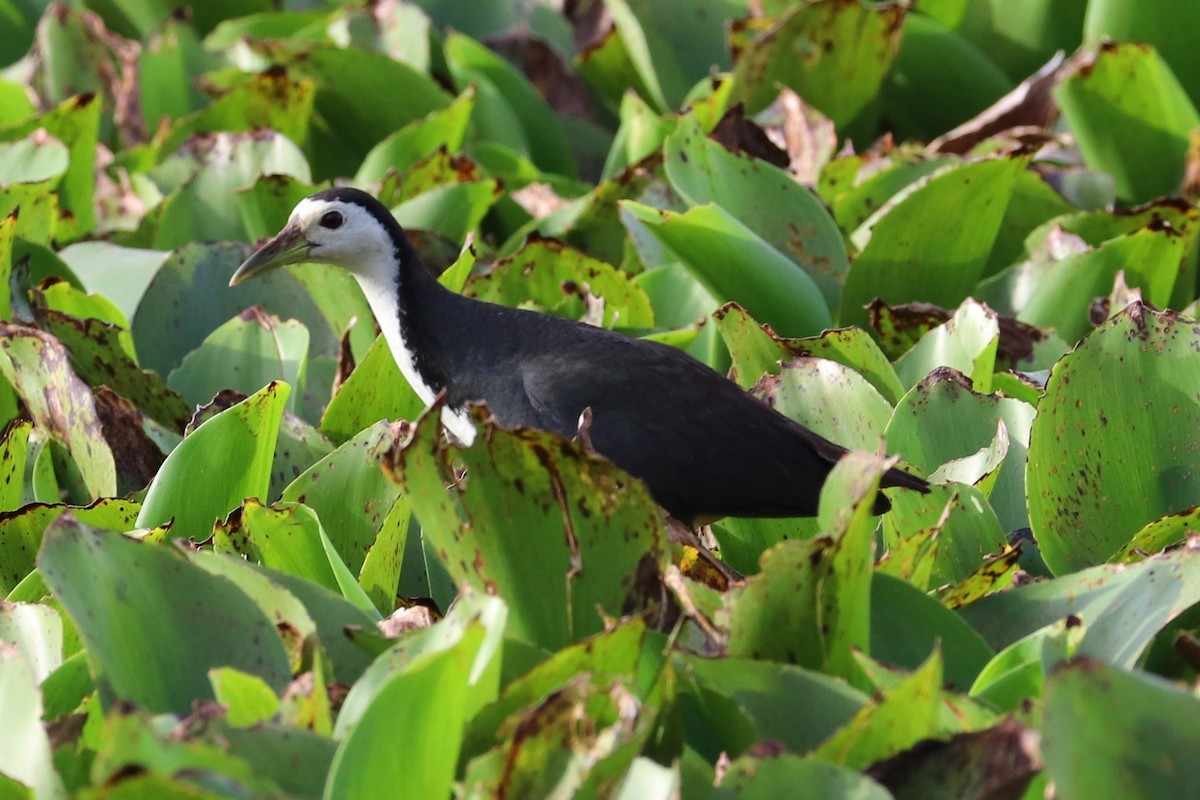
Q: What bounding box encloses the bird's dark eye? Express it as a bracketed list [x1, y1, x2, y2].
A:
[319, 211, 343, 229]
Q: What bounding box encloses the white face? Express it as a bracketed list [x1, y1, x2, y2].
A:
[288, 196, 398, 284]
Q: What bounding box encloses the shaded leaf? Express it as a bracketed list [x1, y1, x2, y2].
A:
[38, 515, 291, 713]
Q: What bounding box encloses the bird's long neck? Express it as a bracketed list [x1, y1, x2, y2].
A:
[350, 237, 478, 444]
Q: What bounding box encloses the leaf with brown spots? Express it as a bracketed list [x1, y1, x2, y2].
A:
[386, 403, 666, 650]
[0, 323, 115, 499]
[37, 309, 190, 432]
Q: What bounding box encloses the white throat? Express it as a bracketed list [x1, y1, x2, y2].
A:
[351, 269, 477, 446]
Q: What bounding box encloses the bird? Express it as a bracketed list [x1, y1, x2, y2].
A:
[230, 187, 928, 526]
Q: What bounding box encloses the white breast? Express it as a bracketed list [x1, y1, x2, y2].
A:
[351, 270, 477, 446]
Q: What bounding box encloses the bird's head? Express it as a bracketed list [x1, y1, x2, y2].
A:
[229, 187, 405, 286]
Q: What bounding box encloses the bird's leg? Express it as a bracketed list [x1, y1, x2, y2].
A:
[575, 406, 596, 454]
[664, 515, 743, 586]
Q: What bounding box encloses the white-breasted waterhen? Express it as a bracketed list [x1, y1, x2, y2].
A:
[230, 188, 929, 525]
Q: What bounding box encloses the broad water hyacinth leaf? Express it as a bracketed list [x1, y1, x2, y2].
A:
[1056, 43, 1200, 205]
[168, 308, 309, 409]
[38, 515, 291, 714]
[1044, 659, 1200, 798]
[1027, 304, 1200, 573]
[729, 1, 906, 126]
[622, 201, 832, 337]
[465, 237, 653, 329]
[752, 358, 893, 453]
[0, 93, 99, 240]
[320, 333, 424, 444]
[0, 324, 115, 499]
[136, 382, 289, 540]
[390, 406, 665, 650]
[0, 498, 140, 595]
[841, 158, 1023, 328]
[959, 545, 1200, 668]
[664, 114, 849, 309]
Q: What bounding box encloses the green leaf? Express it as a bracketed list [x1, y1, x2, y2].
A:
[0, 644, 65, 799]
[871, 572, 993, 693]
[134, 241, 346, 378]
[663, 114, 849, 310]
[138, 13, 215, 131]
[729, 2, 906, 125]
[38, 515, 291, 713]
[38, 311, 191, 431]
[1016, 223, 1188, 344]
[0, 93, 99, 239]
[463, 618, 644, 760]
[136, 382, 289, 541]
[1112, 507, 1200, 563]
[1027, 304, 1200, 573]
[160, 69, 315, 156]
[725, 453, 888, 690]
[1044, 659, 1200, 797]
[169, 308, 309, 410]
[601, 91, 677, 180]
[465, 237, 653, 329]
[356, 87, 475, 184]
[221, 556, 379, 684]
[622, 201, 832, 337]
[0, 499, 140, 596]
[151, 131, 312, 249]
[0, 418, 31, 514]
[753, 358, 893, 452]
[208, 667, 280, 728]
[1084, 0, 1200, 109]
[297, 46, 451, 178]
[887, 367, 1034, 531]
[840, 158, 1023, 328]
[340, 590, 504, 740]
[320, 333, 424, 444]
[968, 616, 1081, 712]
[0, 601, 61, 683]
[215, 500, 354, 600]
[957, 0, 1084, 81]
[813, 649, 944, 769]
[325, 626, 483, 800]
[632, 264, 724, 368]
[383, 154, 500, 243]
[882, 482, 1008, 587]
[526, 160, 659, 266]
[444, 33, 575, 178]
[714, 304, 906, 402]
[392, 408, 666, 650]
[710, 753, 891, 800]
[882, 13, 1013, 141]
[958, 545, 1200, 667]
[893, 299, 1000, 392]
[828, 155, 958, 237]
[281, 420, 404, 579]
[270, 412, 333, 500]
[235, 173, 322, 242]
[0, 134, 67, 185]
[0, 324, 115, 499]
[675, 653, 867, 760]
[87, 707, 284, 797]
[59, 241, 169, 324]
[1056, 42, 1200, 205]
